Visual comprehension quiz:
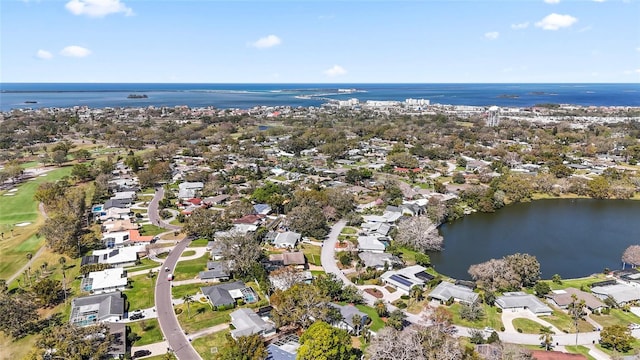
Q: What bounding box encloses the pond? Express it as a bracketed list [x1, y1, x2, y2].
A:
[429, 199, 640, 280]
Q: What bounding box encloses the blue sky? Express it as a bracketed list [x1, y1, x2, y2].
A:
[1, 0, 639, 83]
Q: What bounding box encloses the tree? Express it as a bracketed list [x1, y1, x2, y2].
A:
[409, 286, 423, 306]
[38, 213, 83, 256]
[31, 278, 63, 307]
[394, 216, 443, 252]
[217, 232, 263, 277]
[71, 163, 93, 182]
[297, 321, 355, 360]
[386, 309, 406, 330]
[287, 205, 328, 239]
[622, 245, 640, 268]
[314, 273, 344, 301]
[183, 208, 231, 239]
[539, 326, 554, 351]
[74, 148, 92, 161]
[468, 258, 520, 291]
[504, 253, 541, 288]
[552, 274, 563, 284]
[414, 253, 431, 267]
[216, 333, 267, 360]
[374, 299, 388, 318]
[351, 313, 362, 336]
[35, 323, 113, 360]
[534, 282, 551, 297]
[600, 325, 633, 353]
[567, 294, 586, 345]
[51, 149, 68, 165]
[469, 329, 485, 344]
[124, 154, 144, 172]
[459, 301, 485, 322]
[182, 294, 193, 318]
[3, 162, 24, 183]
[0, 292, 39, 338]
[588, 176, 611, 199]
[270, 283, 331, 329]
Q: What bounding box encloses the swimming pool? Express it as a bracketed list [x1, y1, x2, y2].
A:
[92, 205, 103, 213]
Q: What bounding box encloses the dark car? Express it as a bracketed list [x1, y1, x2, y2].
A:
[129, 312, 145, 320]
[132, 349, 151, 358]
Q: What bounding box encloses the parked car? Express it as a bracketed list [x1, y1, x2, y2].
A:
[628, 323, 640, 330]
[132, 349, 151, 358]
[130, 312, 145, 320]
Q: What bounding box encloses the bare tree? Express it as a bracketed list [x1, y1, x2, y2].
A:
[395, 215, 443, 252]
[468, 258, 520, 291]
[217, 231, 263, 276]
[622, 245, 640, 269]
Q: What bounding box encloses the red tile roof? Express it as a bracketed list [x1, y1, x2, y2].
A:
[530, 351, 587, 360]
[128, 230, 154, 243]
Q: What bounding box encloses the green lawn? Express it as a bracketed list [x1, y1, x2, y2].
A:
[174, 254, 209, 281]
[564, 345, 596, 360]
[341, 227, 358, 235]
[448, 303, 503, 330]
[539, 311, 594, 333]
[189, 238, 209, 248]
[176, 302, 232, 333]
[125, 258, 161, 273]
[140, 224, 167, 236]
[512, 318, 551, 334]
[172, 283, 207, 300]
[125, 274, 156, 310]
[355, 304, 385, 331]
[301, 244, 322, 266]
[590, 309, 640, 329]
[128, 318, 164, 346]
[192, 329, 230, 358]
[596, 339, 640, 357]
[544, 274, 607, 291]
[181, 250, 196, 257]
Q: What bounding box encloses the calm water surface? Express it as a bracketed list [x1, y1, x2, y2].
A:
[430, 199, 640, 280]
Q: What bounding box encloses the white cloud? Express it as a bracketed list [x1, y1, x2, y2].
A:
[511, 22, 529, 30]
[544, 0, 560, 3]
[36, 49, 53, 60]
[324, 65, 347, 77]
[484, 31, 500, 40]
[60, 45, 92, 58]
[535, 13, 578, 30]
[250, 35, 282, 49]
[65, 0, 133, 18]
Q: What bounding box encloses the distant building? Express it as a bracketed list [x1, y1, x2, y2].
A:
[487, 106, 500, 127]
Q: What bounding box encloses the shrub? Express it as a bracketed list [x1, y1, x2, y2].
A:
[517, 328, 522, 333]
[396, 302, 407, 309]
[500, 326, 505, 332]
[400, 295, 410, 300]
[175, 308, 183, 315]
[496, 307, 503, 313]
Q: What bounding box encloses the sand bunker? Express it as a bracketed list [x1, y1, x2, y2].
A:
[9, 189, 18, 192]
[15, 222, 32, 227]
[3, 193, 15, 196]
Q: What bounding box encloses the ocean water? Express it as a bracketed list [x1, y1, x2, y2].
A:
[1, 83, 639, 111]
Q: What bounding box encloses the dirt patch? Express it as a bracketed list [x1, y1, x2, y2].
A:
[364, 288, 384, 298]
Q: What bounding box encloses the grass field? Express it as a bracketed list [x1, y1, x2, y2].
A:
[189, 238, 209, 248]
[512, 318, 550, 334]
[140, 224, 167, 236]
[0, 167, 72, 280]
[125, 258, 161, 273]
[174, 254, 208, 281]
[0, 330, 37, 360]
[354, 304, 385, 331]
[449, 303, 503, 330]
[544, 274, 607, 291]
[301, 244, 322, 266]
[125, 274, 156, 310]
[192, 329, 230, 358]
[128, 318, 164, 346]
[172, 283, 206, 300]
[539, 311, 594, 333]
[181, 250, 196, 257]
[176, 302, 232, 333]
[590, 309, 640, 329]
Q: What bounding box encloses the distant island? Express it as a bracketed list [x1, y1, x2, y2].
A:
[497, 94, 519, 99]
[24, 100, 37, 104]
[127, 94, 148, 99]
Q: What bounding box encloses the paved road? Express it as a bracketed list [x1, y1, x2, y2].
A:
[155, 236, 201, 360]
[148, 187, 182, 231]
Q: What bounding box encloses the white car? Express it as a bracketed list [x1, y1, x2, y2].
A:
[628, 323, 640, 330]
[483, 327, 496, 333]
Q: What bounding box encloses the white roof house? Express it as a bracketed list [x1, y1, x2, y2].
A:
[177, 181, 204, 199]
[380, 265, 430, 293]
[591, 284, 640, 306]
[102, 231, 130, 248]
[81, 267, 128, 294]
[357, 236, 386, 253]
[230, 308, 276, 339]
[274, 231, 302, 249]
[495, 292, 553, 315]
[93, 245, 145, 267]
[429, 281, 479, 305]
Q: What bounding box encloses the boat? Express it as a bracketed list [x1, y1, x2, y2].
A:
[24, 100, 38, 104]
[127, 94, 148, 99]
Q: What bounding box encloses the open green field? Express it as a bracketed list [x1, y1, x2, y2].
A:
[140, 224, 166, 236]
[301, 244, 322, 266]
[176, 302, 231, 334]
[174, 254, 208, 281]
[544, 274, 607, 291]
[192, 329, 230, 358]
[189, 238, 209, 248]
[125, 274, 156, 310]
[512, 318, 550, 334]
[172, 283, 206, 300]
[449, 303, 503, 330]
[128, 318, 164, 346]
[0, 167, 72, 280]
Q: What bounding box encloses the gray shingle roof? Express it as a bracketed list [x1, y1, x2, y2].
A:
[230, 308, 275, 338]
[429, 282, 479, 304]
[495, 292, 553, 314]
[201, 281, 247, 307]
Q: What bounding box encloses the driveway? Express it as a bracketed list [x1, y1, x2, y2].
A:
[501, 309, 562, 334]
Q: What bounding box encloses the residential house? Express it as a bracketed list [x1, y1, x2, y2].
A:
[106, 323, 127, 359]
[380, 265, 431, 293]
[266, 335, 300, 360]
[360, 222, 391, 237]
[203, 194, 230, 205]
[254, 204, 272, 215]
[273, 231, 302, 249]
[104, 198, 132, 210]
[357, 236, 387, 253]
[207, 241, 226, 260]
[269, 270, 313, 291]
[229, 308, 276, 339]
[329, 303, 368, 335]
[177, 181, 204, 200]
[69, 292, 125, 327]
[99, 207, 132, 222]
[429, 281, 479, 305]
[201, 281, 258, 308]
[547, 288, 606, 312]
[358, 252, 402, 270]
[495, 292, 553, 316]
[199, 261, 231, 282]
[268, 252, 306, 268]
[81, 267, 128, 294]
[92, 245, 146, 267]
[102, 219, 139, 233]
[591, 284, 640, 306]
[112, 191, 136, 201]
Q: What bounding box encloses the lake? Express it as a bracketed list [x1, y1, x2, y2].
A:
[429, 199, 640, 280]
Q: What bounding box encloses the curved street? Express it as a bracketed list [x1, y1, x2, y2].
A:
[149, 189, 200, 360]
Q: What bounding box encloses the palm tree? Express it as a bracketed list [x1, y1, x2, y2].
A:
[539, 326, 554, 351]
[58, 257, 66, 271]
[409, 286, 423, 306]
[183, 295, 194, 318]
[41, 262, 48, 274]
[26, 253, 33, 278]
[351, 314, 362, 336]
[374, 299, 388, 318]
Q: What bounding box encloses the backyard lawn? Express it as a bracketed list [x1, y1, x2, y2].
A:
[192, 330, 230, 358]
[301, 244, 322, 266]
[177, 302, 232, 334]
[125, 258, 161, 273]
[128, 318, 163, 346]
[140, 224, 166, 236]
[174, 254, 208, 281]
[545, 275, 607, 291]
[539, 311, 594, 333]
[354, 304, 385, 331]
